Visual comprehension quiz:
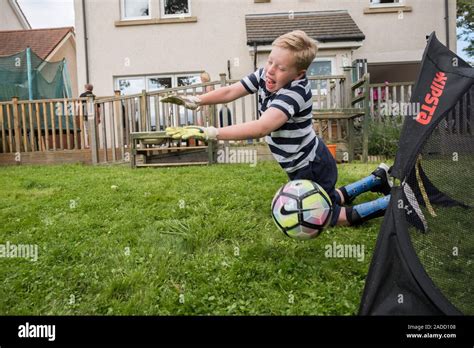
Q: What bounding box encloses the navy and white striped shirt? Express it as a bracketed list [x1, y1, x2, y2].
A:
[240, 68, 318, 173]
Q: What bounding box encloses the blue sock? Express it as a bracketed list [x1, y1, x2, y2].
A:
[347, 195, 390, 225]
[339, 174, 382, 203]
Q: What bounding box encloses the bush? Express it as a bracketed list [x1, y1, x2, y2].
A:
[368, 118, 402, 157]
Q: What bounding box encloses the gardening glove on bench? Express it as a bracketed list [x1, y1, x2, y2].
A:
[165, 126, 219, 141]
[161, 94, 202, 111]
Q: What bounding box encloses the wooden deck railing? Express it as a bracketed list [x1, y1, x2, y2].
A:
[369, 81, 415, 120]
[0, 97, 88, 154]
[0, 72, 418, 165]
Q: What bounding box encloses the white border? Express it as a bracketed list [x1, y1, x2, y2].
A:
[120, 0, 152, 21]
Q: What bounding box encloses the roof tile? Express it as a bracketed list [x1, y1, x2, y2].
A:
[245, 10, 365, 45]
[0, 27, 74, 59]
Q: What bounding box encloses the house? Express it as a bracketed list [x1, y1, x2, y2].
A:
[0, 0, 31, 30]
[73, 0, 456, 98]
[0, 26, 79, 98]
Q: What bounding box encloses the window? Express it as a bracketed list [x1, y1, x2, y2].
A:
[177, 75, 200, 86]
[116, 74, 200, 95]
[121, 0, 150, 20]
[148, 77, 172, 91]
[115, 73, 201, 130]
[161, 0, 191, 18]
[307, 58, 335, 92]
[370, 0, 401, 6]
[117, 77, 146, 95]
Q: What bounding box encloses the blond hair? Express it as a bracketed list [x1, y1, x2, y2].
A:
[200, 71, 211, 83]
[272, 30, 318, 71]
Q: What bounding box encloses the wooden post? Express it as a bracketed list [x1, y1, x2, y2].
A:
[43, 102, 49, 150]
[362, 73, 371, 163]
[192, 87, 197, 125]
[21, 103, 28, 152]
[342, 68, 352, 109]
[130, 133, 137, 169]
[12, 97, 21, 153]
[140, 89, 147, 132]
[114, 90, 125, 161]
[6, 104, 13, 153]
[219, 73, 228, 124]
[58, 101, 63, 150]
[64, 100, 70, 150]
[34, 102, 41, 151]
[50, 102, 56, 150]
[28, 103, 34, 151]
[219, 73, 229, 149]
[101, 102, 108, 162]
[347, 118, 355, 162]
[109, 101, 117, 161]
[0, 105, 6, 153]
[87, 96, 99, 164]
[163, 97, 170, 129]
[343, 68, 354, 161]
[72, 101, 78, 149]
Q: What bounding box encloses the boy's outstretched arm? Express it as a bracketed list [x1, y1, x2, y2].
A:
[165, 107, 288, 141]
[217, 107, 288, 140]
[161, 82, 249, 110]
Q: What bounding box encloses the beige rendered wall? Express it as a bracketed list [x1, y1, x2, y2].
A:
[351, 0, 457, 63]
[50, 36, 79, 97]
[0, 0, 26, 30]
[74, 0, 456, 97]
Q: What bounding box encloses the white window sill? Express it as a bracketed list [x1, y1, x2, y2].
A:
[364, 5, 412, 14]
[161, 14, 192, 19]
[120, 16, 151, 21]
[115, 16, 197, 26]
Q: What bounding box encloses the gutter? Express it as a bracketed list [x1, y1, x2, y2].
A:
[444, 0, 450, 49]
[82, 0, 90, 83]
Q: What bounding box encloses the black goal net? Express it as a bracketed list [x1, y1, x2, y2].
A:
[359, 32, 473, 315]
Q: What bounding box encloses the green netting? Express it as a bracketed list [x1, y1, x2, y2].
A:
[0, 48, 71, 102]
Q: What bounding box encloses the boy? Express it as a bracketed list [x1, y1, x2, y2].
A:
[163, 30, 392, 227]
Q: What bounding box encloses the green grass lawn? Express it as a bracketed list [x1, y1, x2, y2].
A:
[0, 161, 385, 315]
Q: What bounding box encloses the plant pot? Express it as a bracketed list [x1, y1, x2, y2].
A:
[327, 144, 337, 159]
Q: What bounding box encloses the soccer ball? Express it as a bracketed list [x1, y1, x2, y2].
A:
[271, 180, 333, 240]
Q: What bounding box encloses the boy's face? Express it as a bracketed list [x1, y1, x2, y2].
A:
[265, 46, 306, 93]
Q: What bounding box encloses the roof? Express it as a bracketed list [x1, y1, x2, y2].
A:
[245, 10, 365, 46]
[0, 27, 74, 59]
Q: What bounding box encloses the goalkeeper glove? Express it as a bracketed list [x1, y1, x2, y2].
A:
[161, 94, 202, 111]
[166, 126, 219, 141]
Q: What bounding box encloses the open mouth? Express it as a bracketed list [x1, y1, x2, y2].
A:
[266, 76, 276, 90]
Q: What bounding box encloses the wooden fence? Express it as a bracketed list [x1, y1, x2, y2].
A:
[369, 81, 415, 120]
[0, 72, 417, 166]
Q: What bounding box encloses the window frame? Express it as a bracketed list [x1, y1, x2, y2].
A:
[176, 74, 201, 87]
[116, 76, 147, 95]
[120, 0, 152, 21]
[115, 72, 202, 130]
[307, 57, 336, 94]
[369, 0, 403, 8]
[160, 0, 192, 19]
[147, 75, 174, 91]
[115, 73, 202, 95]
